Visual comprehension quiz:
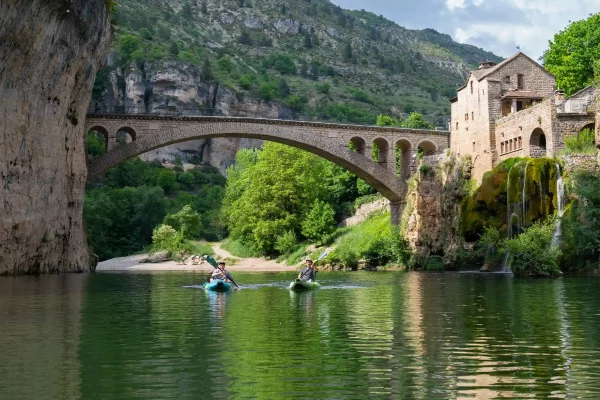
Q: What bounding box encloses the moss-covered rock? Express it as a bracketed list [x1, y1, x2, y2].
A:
[462, 157, 562, 242]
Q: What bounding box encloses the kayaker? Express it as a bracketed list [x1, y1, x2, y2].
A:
[298, 258, 317, 282]
[210, 261, 229, 282]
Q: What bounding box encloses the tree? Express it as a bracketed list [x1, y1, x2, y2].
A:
[152, 225, 184, 254]
[401, 112, 434, 129]
[203, 59, 213, 81]
[310, 62, 319, 80]
[301, 200, 336, 243]
[217, 56, 234, 73]
[201, 1, 208, 14]
[303, 32, 312, 49]
[343, 43, 353, 61]
[239, 31, 252, 45]
[299, 59, 308, 77]
[376, 114, 400, 127]
[87, 132, 106, 159]
[279, 78, 290, 97]
[503, 219, 561, 277]
[543, 13, 600, 95]
[259, 81, 279, 101]
[156, 169, 179, 194]
[223, 143, 327, 254]
[163, 205, 202, 238]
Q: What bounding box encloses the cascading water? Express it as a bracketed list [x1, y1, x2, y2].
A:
[502, 161, 529, 273]
[552, 163, 565, 247]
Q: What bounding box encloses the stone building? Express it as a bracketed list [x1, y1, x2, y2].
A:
[450, 52, 598, 181]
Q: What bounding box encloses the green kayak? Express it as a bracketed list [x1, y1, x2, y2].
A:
[288, 279, 321, 291]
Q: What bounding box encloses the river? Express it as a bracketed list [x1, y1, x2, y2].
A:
[1, 271, 599, 399]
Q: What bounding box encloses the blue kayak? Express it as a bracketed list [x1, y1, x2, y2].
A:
[203, 279, 232, 292]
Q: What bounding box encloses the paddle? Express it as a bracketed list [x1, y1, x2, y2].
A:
[203, 255, 240, 289]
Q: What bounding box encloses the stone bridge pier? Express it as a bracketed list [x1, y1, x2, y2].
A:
[85, 115, 450, 225]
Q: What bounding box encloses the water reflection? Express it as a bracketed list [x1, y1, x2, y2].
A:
[0, 274, 87, 400]
[1, 272, 600, 399]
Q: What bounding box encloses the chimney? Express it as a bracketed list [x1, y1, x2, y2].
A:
[479, 61, 497, 70]
[554, 89, 565, 102]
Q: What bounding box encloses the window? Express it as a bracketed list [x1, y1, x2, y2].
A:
[470, 81, 473, 94]
[518, 137, 522, 149]
[472, 141, 475, 151]
[465, 113, 468, 121]
[482, 89, 485, 95]
[517, 74, 524, 89]
[456, 122, 459, 130]
[504, 75, 511, 84]
[501, 143, 505, 154]
[471, 112, 474, 120]
[517, 101, 523, 112]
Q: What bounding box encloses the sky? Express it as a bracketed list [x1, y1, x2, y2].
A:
[331, 0, 599, 60]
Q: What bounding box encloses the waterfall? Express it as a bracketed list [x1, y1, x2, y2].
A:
[522, 162, 528, 228]
[552, 163, 565, 247]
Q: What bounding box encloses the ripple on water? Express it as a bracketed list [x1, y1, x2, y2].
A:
[1, 272, 600, 399]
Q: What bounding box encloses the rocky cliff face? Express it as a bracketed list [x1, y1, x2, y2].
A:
[0, 0, 111, 275]
[402, 155, 470, 265]
[92, 60, 294, 172]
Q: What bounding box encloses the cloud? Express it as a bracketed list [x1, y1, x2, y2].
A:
[331, 0, 600, 59]
[446, 0, 466, 10]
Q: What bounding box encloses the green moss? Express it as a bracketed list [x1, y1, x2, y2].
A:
[462, 157, 562, 242]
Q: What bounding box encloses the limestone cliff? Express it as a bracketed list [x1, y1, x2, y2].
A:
[402, 155, 471, 266]
[92, 60, 293, 172]
[0, 0, 111, 274]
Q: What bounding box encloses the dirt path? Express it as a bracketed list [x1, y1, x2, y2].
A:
[96, 243, 298, 272]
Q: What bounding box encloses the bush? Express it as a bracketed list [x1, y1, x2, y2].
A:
[503, 219, 561, 277]
[563, 128, 596, 154]
[163, 205, 202, 238]
[301, 200, 336, 243]
[239, 74, 256, 90]
[275, 230, 297, 255]
[259, 81, 278, 101]
[347, 87, 373, 104]
[152, 225, 184, 254]
[315, 83, 331, 95]
[263, 53, 297, 75]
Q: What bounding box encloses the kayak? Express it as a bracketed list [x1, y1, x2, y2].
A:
[288, 279, 321, 291]
[203, 279, 232, 292]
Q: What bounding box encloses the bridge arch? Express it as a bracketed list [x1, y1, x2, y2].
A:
[417, 139, 437, 156]
[372, 137, 390, 167]
[395, 139, 412, 180]
[349, 136, 366, 156]
[87, 126, 109, 153]
[87, 119, 413, 203]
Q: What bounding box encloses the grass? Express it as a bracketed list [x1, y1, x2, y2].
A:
[559, 129, 597, 155]
[181, 241, 214, 256]
[221, 238, 261, 258]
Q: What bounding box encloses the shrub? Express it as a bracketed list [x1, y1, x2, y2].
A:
[259, 81, 278, 101]
[503, 219, 561, 277]
[239, 74, 255, 90]
[217, 56, 234, 73]
[275, 230, 297, 255]
[264, 53, 297, 75]
[163, 205, 202, 238]
[347, 87, 373, 104]
[152, 225, 184, 254]
[315, 83, 331, 95]
[301, 200, 336, 243]
[563, 128, 596, 154]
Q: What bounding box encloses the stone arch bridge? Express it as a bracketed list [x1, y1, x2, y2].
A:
[85, 114, 449, 224]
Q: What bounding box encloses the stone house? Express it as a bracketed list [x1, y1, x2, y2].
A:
[450, 52, 598, 181]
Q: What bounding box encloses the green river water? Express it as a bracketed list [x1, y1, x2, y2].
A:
[1, 271, 600, 399]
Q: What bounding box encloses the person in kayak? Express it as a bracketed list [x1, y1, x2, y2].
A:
[298, 258, 317, 282]
[210, 261, 229, 282]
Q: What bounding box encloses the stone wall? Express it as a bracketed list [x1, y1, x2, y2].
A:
[0, 0, 111, 275]
[450, 53, 557, 182]
[495, 100, 554, 161]
[338, 198, 389, 228]
[562, 154, 600, 174]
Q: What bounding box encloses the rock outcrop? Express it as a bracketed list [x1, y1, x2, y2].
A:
[92, 60, 294, 173]
[0, 0, 111, 274]
[402, 155, 470, 265]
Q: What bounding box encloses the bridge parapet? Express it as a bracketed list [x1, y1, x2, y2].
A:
[85, 114, 450, 224]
